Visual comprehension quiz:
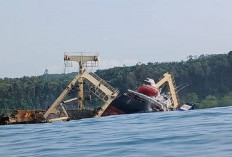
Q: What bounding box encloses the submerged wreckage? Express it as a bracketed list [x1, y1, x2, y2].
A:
[0, 53, 195, 125]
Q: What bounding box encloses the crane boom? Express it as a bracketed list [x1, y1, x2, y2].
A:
[156, 73, 179, 109]
[44, 53, 119, 121]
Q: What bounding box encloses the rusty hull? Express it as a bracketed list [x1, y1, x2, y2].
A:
[0, 110, 46, 125]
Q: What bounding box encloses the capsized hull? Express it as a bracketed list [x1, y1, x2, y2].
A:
[102, 90, 196, 117]
[102, 90, 165, 116]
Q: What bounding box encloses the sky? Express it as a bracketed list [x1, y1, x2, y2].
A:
[0, 0, 232, 78]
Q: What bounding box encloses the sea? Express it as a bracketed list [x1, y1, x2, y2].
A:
[0, 106, 232, 157]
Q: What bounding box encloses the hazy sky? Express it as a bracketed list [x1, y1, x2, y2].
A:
[0, 0, 232, 78]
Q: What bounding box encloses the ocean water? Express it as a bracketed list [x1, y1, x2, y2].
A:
[0, 106, 232, 157]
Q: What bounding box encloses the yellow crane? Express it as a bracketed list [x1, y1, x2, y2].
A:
[156, 72, 179, 109]
[44, 53, 119, 122]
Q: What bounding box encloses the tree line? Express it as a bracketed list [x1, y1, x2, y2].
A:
[1, 51, 232, 114]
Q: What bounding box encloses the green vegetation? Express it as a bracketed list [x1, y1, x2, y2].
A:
[1, 52, 232, 114]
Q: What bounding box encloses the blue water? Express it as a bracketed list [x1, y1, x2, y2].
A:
[0, 107, 232, 157]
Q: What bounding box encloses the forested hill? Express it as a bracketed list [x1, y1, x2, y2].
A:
[1, 52, 232, 114]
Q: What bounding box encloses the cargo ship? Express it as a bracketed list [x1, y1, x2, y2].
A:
[0, 53, 195, 125]
[102, 74, 196, 116]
